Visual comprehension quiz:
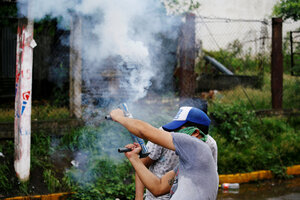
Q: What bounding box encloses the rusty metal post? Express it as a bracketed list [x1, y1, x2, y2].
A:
[290, 31, 294, 76]
[14, 0, 36, 181]
[179, 13, 196, 98]
[271, 18, 283, 109]
[69, 15, 82, 119]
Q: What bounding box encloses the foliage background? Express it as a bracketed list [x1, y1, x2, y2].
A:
[1, 0, 300, 199]
[273, 0, 300, 21]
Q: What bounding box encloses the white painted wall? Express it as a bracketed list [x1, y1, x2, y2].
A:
[197, 0, 278, 19]
[192, 0, 300, 52]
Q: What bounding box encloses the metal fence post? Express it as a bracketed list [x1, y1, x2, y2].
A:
[69, 15, 82, 119]
[179, 13, 196, 98]
[271, 17, 283, 109]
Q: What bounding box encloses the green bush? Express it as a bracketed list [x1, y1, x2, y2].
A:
[202, 40, 269, 75]
[58, 123, 136, 199]
[209, 102, 300, 175]
[210, 102, 256, 145]
[283, 78, 300, 109]
[66, 159, 135, 200]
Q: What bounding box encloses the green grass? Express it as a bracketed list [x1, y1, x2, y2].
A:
[0, 104, 69, 123]
[57, 123, 137, 200]
[0, 132, 71, 197]
[207, 72, 300, 111]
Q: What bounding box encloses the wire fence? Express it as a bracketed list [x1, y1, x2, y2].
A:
[193, 16, 300, 113]
[196, 16, 270, 54]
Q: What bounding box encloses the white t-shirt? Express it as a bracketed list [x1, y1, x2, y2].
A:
[170, 132, 219, 200]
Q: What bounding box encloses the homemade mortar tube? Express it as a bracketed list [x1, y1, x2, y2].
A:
[106, 103, 150, 158]
[118, 147, 132, 153]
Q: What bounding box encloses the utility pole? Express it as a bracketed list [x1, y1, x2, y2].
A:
[14, 0, 36, 182]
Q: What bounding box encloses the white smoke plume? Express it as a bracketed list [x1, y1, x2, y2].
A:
[17, 1, 182, 188]
[18, 0, 180, 103]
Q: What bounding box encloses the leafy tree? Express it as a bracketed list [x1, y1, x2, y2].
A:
[163, 0, 201, 14]
[273, 0, 300, 21]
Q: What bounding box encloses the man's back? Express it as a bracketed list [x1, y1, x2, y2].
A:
[170, 132, 219, 200]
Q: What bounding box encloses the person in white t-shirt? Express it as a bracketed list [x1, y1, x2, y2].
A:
[110, 106, 219, 200]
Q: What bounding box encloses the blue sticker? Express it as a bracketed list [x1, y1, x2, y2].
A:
[15, 84, 18, 95]
[21, 101, 27, 115]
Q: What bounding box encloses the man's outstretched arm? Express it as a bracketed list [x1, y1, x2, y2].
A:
[110, 109, 175, 151]
[125, 143, 175, 197]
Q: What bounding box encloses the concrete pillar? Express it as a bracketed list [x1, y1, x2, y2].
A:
[14, 16, 36, 182]
[179, 13, 196, 98]
[69, 15, 82, 119]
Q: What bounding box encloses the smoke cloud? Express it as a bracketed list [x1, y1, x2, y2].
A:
[18, 0, 180, 104]
[17, 0, 181, 187]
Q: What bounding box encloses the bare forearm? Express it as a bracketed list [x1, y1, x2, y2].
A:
[124, 144, 173, 196]
[129, 156, 162, 195]
[114, 116, 153, 140]
[135, 173, 145, 200]
[135, 157, 153, 200]
[113, 116, 175, 151]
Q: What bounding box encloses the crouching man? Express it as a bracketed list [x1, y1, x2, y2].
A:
[110, 107, 219, 200]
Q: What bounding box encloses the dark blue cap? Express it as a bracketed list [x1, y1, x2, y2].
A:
[162, 107, 210, 131]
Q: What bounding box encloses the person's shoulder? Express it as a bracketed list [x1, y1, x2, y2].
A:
[207, 134, 217, 143]
[172, 132, 198, 139]
[172, 132, 205, 146]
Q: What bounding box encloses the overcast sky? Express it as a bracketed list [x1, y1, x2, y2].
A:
[196, 0, 279, 19]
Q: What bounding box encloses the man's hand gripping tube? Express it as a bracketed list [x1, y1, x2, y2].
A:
[107, 103, 150, 158]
